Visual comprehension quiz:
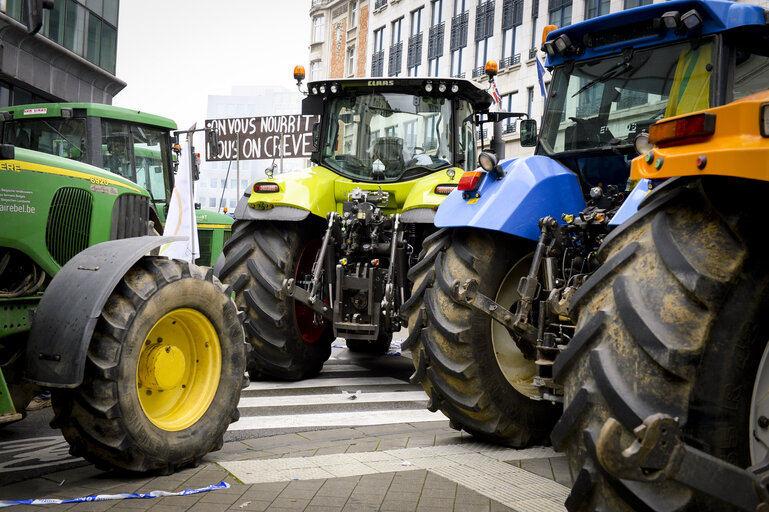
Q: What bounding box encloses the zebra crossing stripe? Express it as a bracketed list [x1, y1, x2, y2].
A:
[242, 376, 406, 392]
[238, 391, 428, 408]
[228, 409, 445, 430]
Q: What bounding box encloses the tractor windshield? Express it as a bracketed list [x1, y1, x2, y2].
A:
[540, 38, 716, 155]
[2, 117, 87, 161]
[322, 93, 458, 182]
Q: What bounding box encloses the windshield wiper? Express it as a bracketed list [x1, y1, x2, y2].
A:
[42, 120, 81, 157]
[572, 61, 632, 97]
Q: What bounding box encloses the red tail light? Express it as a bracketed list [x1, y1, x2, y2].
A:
[649, 113, 716, 147]
[253, 182, 279, 193]
[434, 184, 457, 195]
[457, 171, 485, 191]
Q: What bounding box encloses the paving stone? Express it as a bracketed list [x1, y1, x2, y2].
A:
[520, 458, 555, 481]
[308, 494, 350, 507]
[264, 497, 311, 511]
[415, 497, 456, 512]
[549, 457, 573, 487]
[226, 499, 272, 511]
[296, 429, 363, 442]
[187, 502, 232, 512]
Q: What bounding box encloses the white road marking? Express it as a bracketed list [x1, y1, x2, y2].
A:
[228, 408, 445, 430]
[242, 376, 405, 392]
[238, 390, 428, 408]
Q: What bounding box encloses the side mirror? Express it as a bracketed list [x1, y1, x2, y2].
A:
[519, 119, 538, 147]
[302, 95, 323, 115]
[206, 128, 220, 158]
[312, 122, 321, 149]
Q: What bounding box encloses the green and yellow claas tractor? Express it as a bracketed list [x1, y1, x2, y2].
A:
[0, 140, 245, 473]
[0, 103, 234, 266]
[217, 76, 493, 380]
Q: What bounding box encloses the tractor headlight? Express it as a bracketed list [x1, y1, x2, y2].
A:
[478, 151, 497, 172]
[761, 103, 769, 137]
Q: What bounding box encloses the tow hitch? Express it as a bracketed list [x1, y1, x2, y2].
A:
[597, 413, 769, 511]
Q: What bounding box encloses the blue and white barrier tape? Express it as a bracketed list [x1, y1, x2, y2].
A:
[0, 481, 230, 508]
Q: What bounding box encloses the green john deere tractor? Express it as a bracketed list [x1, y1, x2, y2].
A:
[217, 76, 493, 380]
[0, 136, 245, 473]
[0, 103, 234, 266]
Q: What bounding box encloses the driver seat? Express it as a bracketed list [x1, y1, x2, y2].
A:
[371, 137, 405, 175]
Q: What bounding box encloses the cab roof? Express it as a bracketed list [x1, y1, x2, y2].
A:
[1, 103, 177, 130]
[306, 77, 493, 111]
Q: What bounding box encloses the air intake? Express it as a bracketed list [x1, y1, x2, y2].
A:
[46, 187, 93, 266]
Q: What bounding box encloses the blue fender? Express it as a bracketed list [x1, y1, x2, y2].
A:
[435, 155, 586, 241]
[608, 179, 654, 226]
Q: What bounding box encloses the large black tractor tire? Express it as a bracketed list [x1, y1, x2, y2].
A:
[218, 220, 334, 380]
[52, 257, 245, 474]
[554, 177, 769, 511]
[402, 228, 561, 446]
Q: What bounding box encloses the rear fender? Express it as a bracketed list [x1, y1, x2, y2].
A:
[435, 156, 586, 241]
[25, 236, 182, 388]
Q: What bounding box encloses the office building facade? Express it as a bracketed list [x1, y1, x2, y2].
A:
[0, 0, 123, 107]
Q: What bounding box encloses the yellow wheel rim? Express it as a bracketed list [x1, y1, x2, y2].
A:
[491, 255, 539, 399]
[136, 308, 222, 431]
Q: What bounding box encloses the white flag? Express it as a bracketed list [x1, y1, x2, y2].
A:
[159, 144, 199, 262]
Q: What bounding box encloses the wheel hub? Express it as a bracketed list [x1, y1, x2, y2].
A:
[750, 340, 769, 464]
[136, 308, 222, 431]
[139, 344, 185, 390]
[491, 255, 539, 399]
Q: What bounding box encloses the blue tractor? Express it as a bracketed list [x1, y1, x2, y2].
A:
[402, 2, 769, 497]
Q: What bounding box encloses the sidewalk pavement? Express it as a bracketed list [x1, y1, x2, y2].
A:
[0, 420, 572, 512]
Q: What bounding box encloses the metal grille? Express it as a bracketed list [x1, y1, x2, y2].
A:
[450, 12, 468, 51]
[502, 0, 523, 29]
[407, 33, 423, 69]
[372, 50, 385, 76]
[428, 23, 444, 59]
[388, 42, 403, 76]
[46, 187, 93, 266]
[110, 194, 150, 240]
[195, 229, 213, 267]
[475, 1, 495, 41]
[500, 53, 521, 68]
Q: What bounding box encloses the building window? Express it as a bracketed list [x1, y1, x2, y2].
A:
[374, 0, 387, 9]
[584, 0, 609, 20]
[408, 7, 424, 76]
[428, 0, 444, 75]
[549, 0, 571, 28]
[501, 0, 522, 68]
[450, 0, 468, 78]
[349, 0, 358, 28]
[209, 197, 216, 208]
[310, 60, 322, 81]
[473, 1, 495, 77]
[372, 27, 386, 76]
[313, 15, 325, 43]
[527, 86, 534, 118]
[389, 17, 404, 77]
[530, 0, 539, 58]
[501, 91, 519, 132]
[347, 46, 356, 76]
[624, 0, 651, 8]
[210, 178, 217, 188]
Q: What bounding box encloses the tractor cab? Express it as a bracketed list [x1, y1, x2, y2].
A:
[534, 1, 769, 192]
[0, 103, 233, 265]
[301, 78, 492, 184]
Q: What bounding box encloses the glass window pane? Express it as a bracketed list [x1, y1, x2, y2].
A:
[102, 119, 133, 180]
[100, 23, 117, 74]
[64, 0, 86, 56]
[103, 0, 118, 25]
[132, 125, 171, 203]
[86, 12, 101, 64]
[44, 0, 67, 44]
[86, 0, 103, 15]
